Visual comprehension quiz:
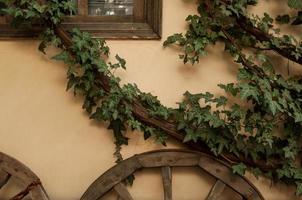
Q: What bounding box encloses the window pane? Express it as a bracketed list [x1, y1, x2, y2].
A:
[88, 0, 133, 16]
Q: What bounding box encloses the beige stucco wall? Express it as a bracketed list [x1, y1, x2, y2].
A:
[0, 0, 301, 199]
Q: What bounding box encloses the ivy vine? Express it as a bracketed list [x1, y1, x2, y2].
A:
[1, 0, 302, 195]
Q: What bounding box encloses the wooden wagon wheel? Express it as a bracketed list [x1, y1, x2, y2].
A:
[0, 152, 49, 200]
[81, 149, 264, 200]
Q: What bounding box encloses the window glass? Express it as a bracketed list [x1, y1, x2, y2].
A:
[88, 0, 133, 16]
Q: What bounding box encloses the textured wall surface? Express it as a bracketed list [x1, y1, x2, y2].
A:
[0, 0, 301, 199]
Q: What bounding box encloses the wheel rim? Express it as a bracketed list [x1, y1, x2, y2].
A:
[81, 149, 265, 200]
[0, 152, 49, 200]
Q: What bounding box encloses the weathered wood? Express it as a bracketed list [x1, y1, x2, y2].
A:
[30, 185, 50, 200]
[0, 16, 6, 24]
[0, 169, 10, 189]
[0, 152, 38, 184]
[0, 0, 162, 39]
[81, 149, 264, 200]
[81, 156, 142, 200]
[137, 151, 200, 167]
[77, 0, 88, 16]
[133, 0, 145, 22]
[199, 156, 263, 200]
[113, 183, 133, 200]
[161, 166, 172, 200]
[206, 180, 226, 200]
[0, 152, 49, 200]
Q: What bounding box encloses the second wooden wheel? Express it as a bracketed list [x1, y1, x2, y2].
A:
[0, 152, 49, 200]
[81, 149, 264, 200]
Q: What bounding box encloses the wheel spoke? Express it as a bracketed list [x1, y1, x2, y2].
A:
[113, 183, 133, 200]
[81, 150, 264, 200]
[0, 169, 10, 189]
[199, 156, 262, 200]
[206, 180, 225, 200]
[161, 166, 172, 200]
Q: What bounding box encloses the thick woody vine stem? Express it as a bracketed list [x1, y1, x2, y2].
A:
[54, 25, 279, 172]
[236, 14, 302, 65]
[2, 0, 302, 195]
[219, 0, 302, 65]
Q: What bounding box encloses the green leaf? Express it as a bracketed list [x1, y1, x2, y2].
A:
[296, 182, 302, 196]
[288, 0, 302, 9]
[218, 83, 238, 96]
[32, 3, 45, 13]
[276, 15, 290, 24]
[38, 41, 47, 54]
[52, 51, 70, 63]
[214, 96, 227, 107]
[283, 146, 297, 159]
[216, 137, 228, 155]
[116, 54, 126, 69]
[239, 83, 259, 102]
[251, 168, 262, 179]
[203, 112, 224, 128]
[294, 112, 302, 123]
[163, 33, 184, 47]
[237, 68, 252, 80]
[177, 121, 186, 130]
[143, 126, 154, 140]
[232, 163, 247, 176]
[108, 119, 128, 146]
[92, 58, 107, 72]
[123, 174, 135, 186]
[264, 93, 281, 115]
[184, 128, 198, 142]
[66, 75, 77, 91]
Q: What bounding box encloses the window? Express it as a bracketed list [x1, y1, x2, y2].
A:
[0, 0, 162, 39]
[88, 0, 133, 16]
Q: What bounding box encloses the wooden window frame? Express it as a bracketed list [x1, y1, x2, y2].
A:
[0, 0, 162, 40]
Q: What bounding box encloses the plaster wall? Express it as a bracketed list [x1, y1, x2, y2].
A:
[0, 0, 301, 199]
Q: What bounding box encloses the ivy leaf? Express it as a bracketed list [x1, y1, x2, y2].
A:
[108, 119, 128, 146]
[217, 137, 228, 155]
[143, 126, 155, 140]
[32, 3, 45, 13]
[296, 182, 302, 196]
[239, 83, 259, 102]
[92, 58, 107, 72]
[232, 163, 247, 176]
[184, 128, 198, 142]
[66, 74, 77, 91]
[288, 0, 302, 9]
[214, 96, 227, 107]
[218, 83, 238, 96]
[116, 54, 126, 69]
[237, 68, 252, 80]
[264, 93, 281, 115]
[283, 146, 297, 159]
[177, 121, 186, 130]
[123, 174, 135, 186]
[295, 169, 302, 180]
[251, 168, 262, 179]
[276, 15, 290, 24]
[294, 112, 302, 123]
[203, 112, 224, 128]
[52, 51, 70, 63]
[38, 41, 47, 54]
[163, 33, 185, 47]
